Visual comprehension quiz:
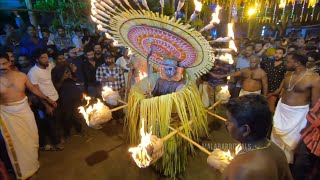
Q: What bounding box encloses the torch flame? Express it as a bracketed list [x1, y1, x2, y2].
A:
[221, 144, 242, 161]
[221, 85, 229, 93]
[227, 23, 237, 52]
[139, 71, 148, 80]
[102, 86, 113, 94]
[210, 5, 221, 24]
[218, 53, 234, 64]
[194, 0, 202, 12]
[128, 119, 153, 168]
[78, 95, 104, 126]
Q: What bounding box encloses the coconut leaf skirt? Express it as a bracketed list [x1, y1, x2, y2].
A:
[125, 73, 208, 177]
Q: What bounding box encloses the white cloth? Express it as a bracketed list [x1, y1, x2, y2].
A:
[271, 99, 309, 163]
[239, 89, 261, 96]
[27, 63, 59, 101]
[0, 97, 39, 179]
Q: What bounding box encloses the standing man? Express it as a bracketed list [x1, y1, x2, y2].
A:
[207, 95, 293, 179]
[94, 44, 104, 67]
[270, 53, 320, 164]
[0, 52, 56, 179]
[96, 53, 126, 123]
[96, 53, 125, 97]
[83, 47, 99, 97]
[232, 44, 255, 97]
[20, 25, 46, 58]
[212, 55, 268, 96]
[262, 47, 287, 113]
[27, 49, 63, 150]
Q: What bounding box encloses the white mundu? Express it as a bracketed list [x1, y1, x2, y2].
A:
[0, 97, 40, 179]
[27, 63, 59, 101]
[271, 98, 309, 163]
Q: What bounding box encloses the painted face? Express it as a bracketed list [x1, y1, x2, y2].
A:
[0, 57, 11, 74]
[162, 59, 178, 78]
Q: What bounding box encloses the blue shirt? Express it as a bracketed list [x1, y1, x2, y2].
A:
[20, 37, 46, 57]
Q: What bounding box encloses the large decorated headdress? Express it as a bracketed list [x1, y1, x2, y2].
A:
[90, 0, 215, 79]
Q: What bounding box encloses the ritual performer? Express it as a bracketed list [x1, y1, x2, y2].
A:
[294, 98, 320, 179]
[269, 53, 320, 164]
[211, 55, 268, 96]
[0, 52, 56, 179]
[126, 54, 148, 96]
[209, 94, 293, 179]
[151, 56, 185, 96]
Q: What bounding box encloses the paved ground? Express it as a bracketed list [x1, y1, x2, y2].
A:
[32, 113, 236, 180]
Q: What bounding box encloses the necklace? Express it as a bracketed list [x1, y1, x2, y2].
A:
[237, 140, 271, 156]
[287, 69, 308, 91]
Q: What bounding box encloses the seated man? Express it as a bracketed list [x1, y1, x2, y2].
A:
[208, 94, 293, 180]
[211, 55, 268, 96]
[151, 57, 185, 97]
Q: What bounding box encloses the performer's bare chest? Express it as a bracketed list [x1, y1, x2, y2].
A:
[0, 76, 25, 94]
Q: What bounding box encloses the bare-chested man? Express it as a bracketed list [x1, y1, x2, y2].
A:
[211, 55, 268, 96]
[0, 52, 56, 179]
[207, 95, 293, 180]
[269, 53, 320, 164]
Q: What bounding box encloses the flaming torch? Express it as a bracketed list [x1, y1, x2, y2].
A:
[128, 119, 164, 167]
[227, 23, 237, 52]
[217, 53, 234, 65]
[129, 120, 194, 167]
[200, 5, 221, 32]
[78, 95, 112, 128]
[101, 86, 121, 106]
[207, 144, 242, 173]
[189, 0, 203, 23]
[215, 85, 231, 103]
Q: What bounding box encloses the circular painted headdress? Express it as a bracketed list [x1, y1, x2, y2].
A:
[91, 0, 215, 79]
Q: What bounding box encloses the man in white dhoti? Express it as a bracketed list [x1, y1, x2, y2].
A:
[269, 53, 320, 164]
[0, 52, 56, 179]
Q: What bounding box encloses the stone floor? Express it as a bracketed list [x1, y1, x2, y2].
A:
[32, 116, 236, 180]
